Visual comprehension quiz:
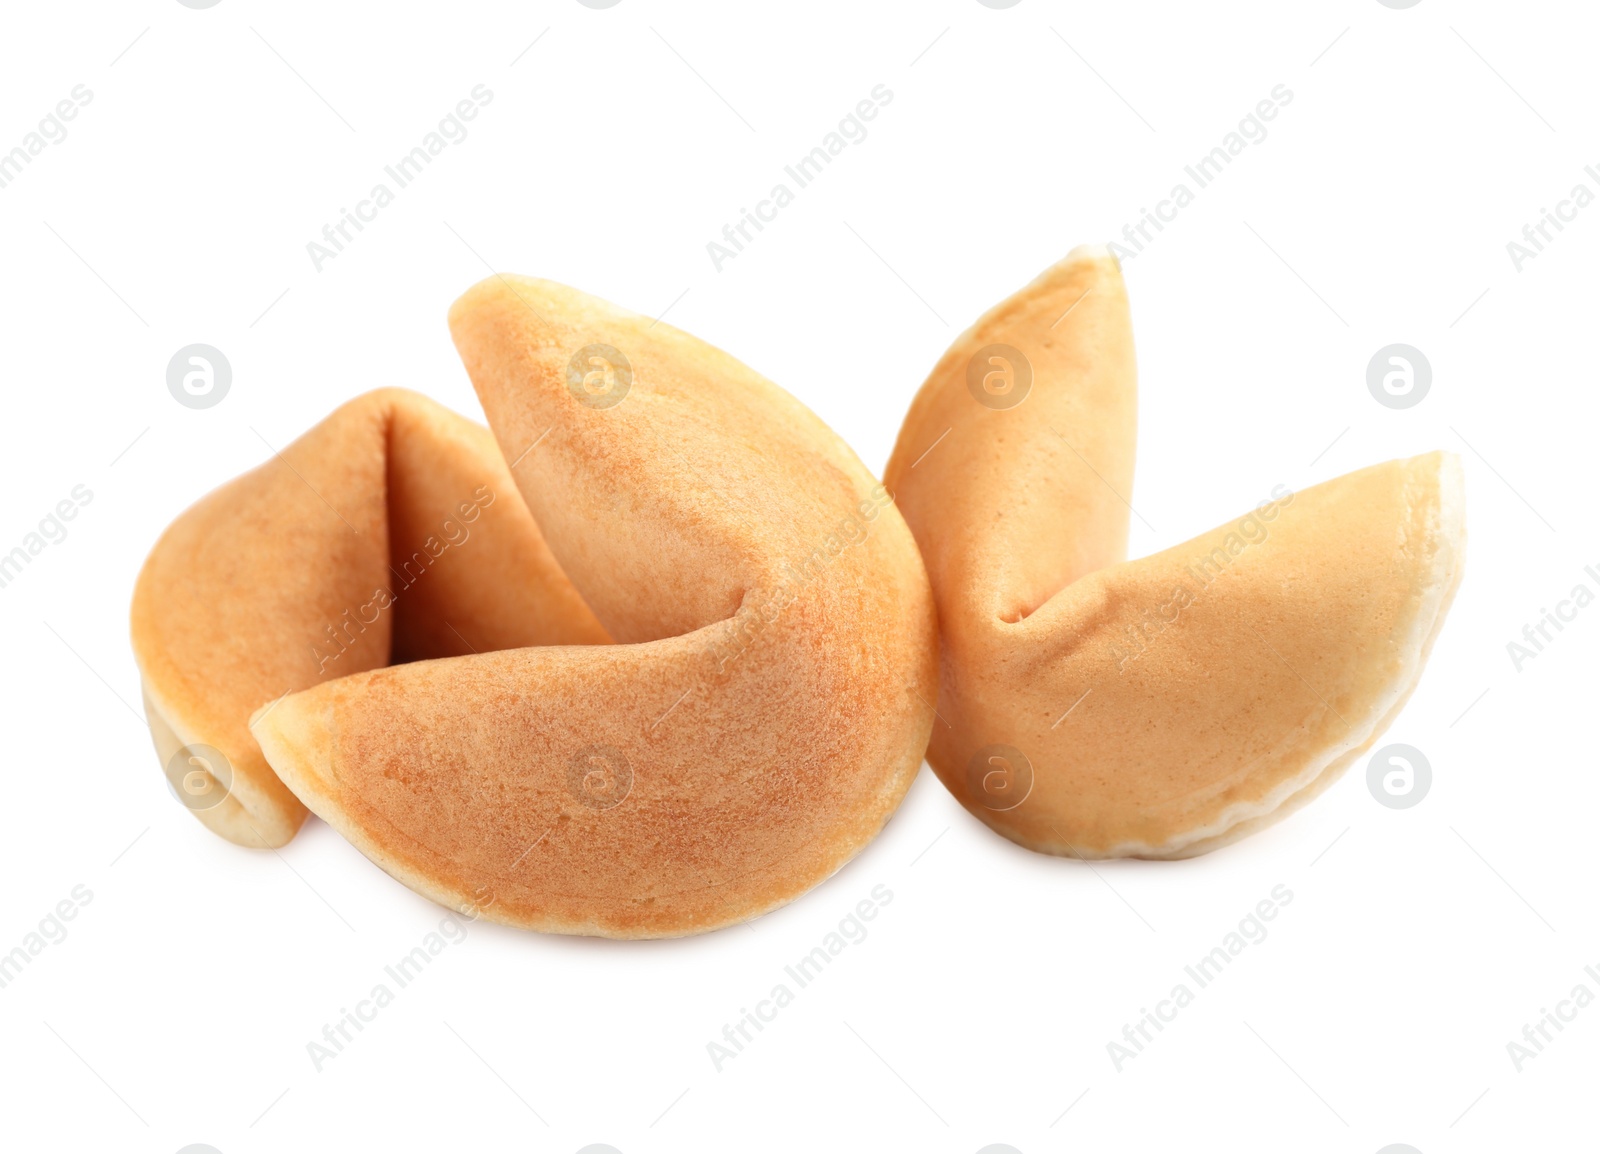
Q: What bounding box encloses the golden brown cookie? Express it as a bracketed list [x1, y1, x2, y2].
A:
[884, 246, 1465, 858]
[248, 276, 937, 936]
[132, 388, 607, 848]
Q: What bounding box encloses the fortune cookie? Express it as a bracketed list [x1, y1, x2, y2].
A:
[132, 388, 608, 848]
[134, 276, 938, 937]
[884, 246, 1465, 858]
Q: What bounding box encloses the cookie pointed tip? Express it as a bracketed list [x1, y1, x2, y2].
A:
[250, 689, 337, 810]
[1068, 242, 1119, 265]
[447, 273, 517, 329]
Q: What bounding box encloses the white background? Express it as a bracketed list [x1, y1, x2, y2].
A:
[0, 1, 1594, 1151]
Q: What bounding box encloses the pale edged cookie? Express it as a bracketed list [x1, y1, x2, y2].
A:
[884, 246, 1465, 858]
[131, 388, 608, 848]
[248, 277, 938, 936]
